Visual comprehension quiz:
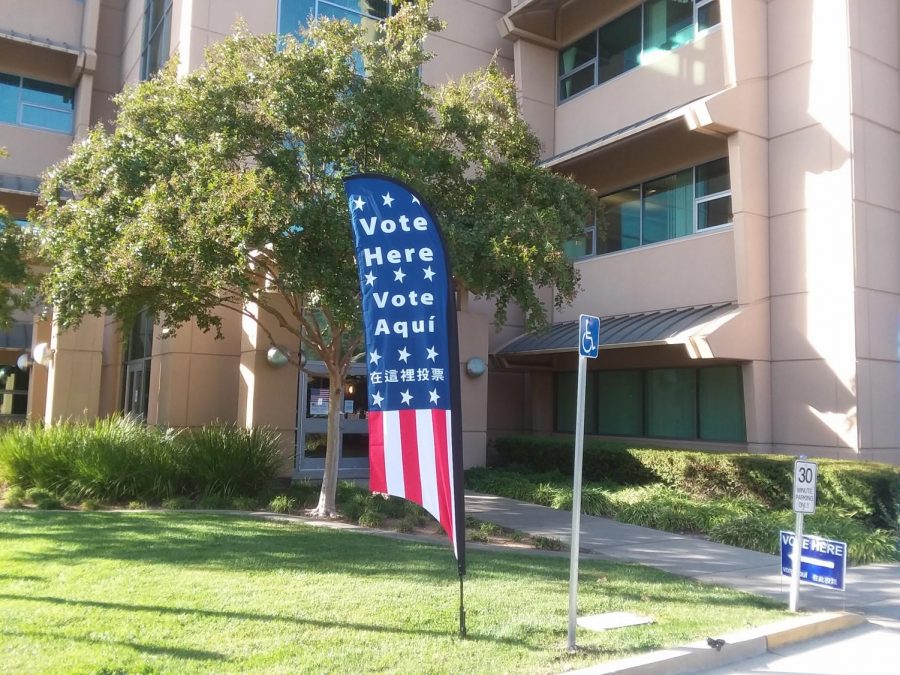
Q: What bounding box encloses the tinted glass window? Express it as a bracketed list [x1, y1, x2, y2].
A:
[598, 186, 641, 253]
[643, 0, 694, 56]
[696, 157, 730, 196]
[559, 32, 596, 76]
[0, 73, 18, 124]
[597, 7, 641, 83]
[699, 366, 745, 441]
[641, 169, 692, 244]
[645, 368, 696, 439]
[697, 195, 732, 229]
[697, 0, 721, 31]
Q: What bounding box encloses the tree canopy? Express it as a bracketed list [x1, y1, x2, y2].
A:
[0, 148, 32, 327]
[35, 0, 593, 514]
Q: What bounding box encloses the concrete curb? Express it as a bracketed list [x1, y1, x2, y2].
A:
[573, 611, 866, 675]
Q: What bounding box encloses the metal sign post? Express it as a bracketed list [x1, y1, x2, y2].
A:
[568, 314, 600, 652]
[789, 457, 817, 612]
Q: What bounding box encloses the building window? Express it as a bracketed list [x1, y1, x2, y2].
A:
[278, 0, 396, 38]
[0, 72, 74, 133]
[558, 0, 721, 102]
[555, 364, 745, 442]
[141, 0, 173, 80]
[571, 157, 732, 259]
[122, 310, 154, 420]
[0, 364, 29, 422]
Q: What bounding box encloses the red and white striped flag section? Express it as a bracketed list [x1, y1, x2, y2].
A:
[344, 174, 465, 574]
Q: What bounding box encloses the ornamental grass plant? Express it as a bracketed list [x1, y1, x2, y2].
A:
[0, 416, 282, 504]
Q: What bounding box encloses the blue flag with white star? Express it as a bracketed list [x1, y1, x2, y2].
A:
[344, 174, 465, 574]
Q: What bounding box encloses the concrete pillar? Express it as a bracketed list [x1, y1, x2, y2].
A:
[457, 310, 489, 468]
[44, 315, 105, 423]
[148, 312, 241, 428]
[26, 318, 51, 423]
[98, 316, 123, 417]
[238, 298, 300, 475]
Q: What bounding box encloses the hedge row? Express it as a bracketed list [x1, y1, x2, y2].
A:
[492, 436, 900, 530]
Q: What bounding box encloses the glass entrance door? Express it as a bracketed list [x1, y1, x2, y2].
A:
[123, 361, 149, 419]
[296, 362, 369, 478]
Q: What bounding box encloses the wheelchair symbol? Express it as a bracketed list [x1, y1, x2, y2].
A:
[579, 314, 600, 358]
[582, 327, 595, 354]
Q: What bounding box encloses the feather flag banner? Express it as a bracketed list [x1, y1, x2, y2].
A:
[344, 174, 466, 577]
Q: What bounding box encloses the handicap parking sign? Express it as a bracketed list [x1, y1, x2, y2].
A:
[579, 314, 600, 358]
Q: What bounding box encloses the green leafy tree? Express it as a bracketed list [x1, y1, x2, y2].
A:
[35, 1, 593, 515]
[0, 148, 32, 327]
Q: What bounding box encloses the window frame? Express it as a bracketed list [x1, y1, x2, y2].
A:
[557, 0, 722, 104]
[277, 0, 397, 37]
[569, 157, 733, 260]
[140, 0, 174, 81]
[0, 72, 75, 134]
[554, 364, 746, 442]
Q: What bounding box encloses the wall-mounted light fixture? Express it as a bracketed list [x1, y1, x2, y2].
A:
[33, 342, 54, 367]
[16, 352, 33, 370]
[465, 357, 487, 378]
[266, 345, 290, 368]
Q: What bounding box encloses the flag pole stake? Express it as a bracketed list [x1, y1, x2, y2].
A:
[459, 572, 467, 638]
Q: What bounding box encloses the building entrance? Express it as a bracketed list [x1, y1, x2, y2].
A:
[296, 362, 369, 478]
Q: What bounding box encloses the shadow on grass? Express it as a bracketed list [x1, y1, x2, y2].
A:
[1, 512, 782, 613]
[0, 573, 44, 581]
[2, 512, 580, 585]
[0, 593, 532, 648]
[0, 628, 226, 662]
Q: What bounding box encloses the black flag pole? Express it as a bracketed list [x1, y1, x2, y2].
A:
[442, 195, 467, 640]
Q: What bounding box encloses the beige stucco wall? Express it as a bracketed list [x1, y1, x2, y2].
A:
[147, 312, 242, 428]
[0, 0, 86, 48]
[847, 0, 900, 461]
[766, 0, 860, 459]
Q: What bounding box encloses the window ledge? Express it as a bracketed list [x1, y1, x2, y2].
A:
[574, 223, 733, 264]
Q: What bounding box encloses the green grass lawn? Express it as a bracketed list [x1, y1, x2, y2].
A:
[0, 512, 788, 674]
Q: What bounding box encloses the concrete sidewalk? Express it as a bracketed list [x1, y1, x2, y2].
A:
[465, 492, 900, 622]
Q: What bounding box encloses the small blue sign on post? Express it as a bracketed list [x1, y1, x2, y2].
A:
[579, 314, 600, 359]
[780, 531, 847, 591]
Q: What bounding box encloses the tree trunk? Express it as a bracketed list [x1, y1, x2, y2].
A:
[314, 363, 345, 517]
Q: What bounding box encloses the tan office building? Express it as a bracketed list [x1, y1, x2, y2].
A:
[0, 0, 897, 474]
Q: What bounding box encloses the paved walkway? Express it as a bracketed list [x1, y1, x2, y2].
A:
[465, 492, 900, 622]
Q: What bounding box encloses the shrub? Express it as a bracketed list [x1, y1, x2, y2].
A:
[161, 496, 192, 510]
[708, 511, 787, 554]
[288, 480, 319, 509]
[180, 425, 282, 500]
[25, 488, 62, 510]
[397, 515, 420, 533]
[81, 499, 100, 511]
[492, 436, 900, 529]
[2, 485, 24, 508]
[358, 511, 385, 528]
[127, 501, 147, 510]
[0, 418, 284, 505]
[231, 496, 257, 511]
[197, 494, 230, 510]
[267, 495, 296, 514]
[707, 507, 898, 565]
[534, 536, 563, 551]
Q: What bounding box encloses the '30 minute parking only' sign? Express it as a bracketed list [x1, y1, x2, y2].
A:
[792, 459, 817, 514]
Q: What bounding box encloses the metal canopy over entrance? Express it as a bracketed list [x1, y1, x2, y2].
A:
[496, 303, 739, 358]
